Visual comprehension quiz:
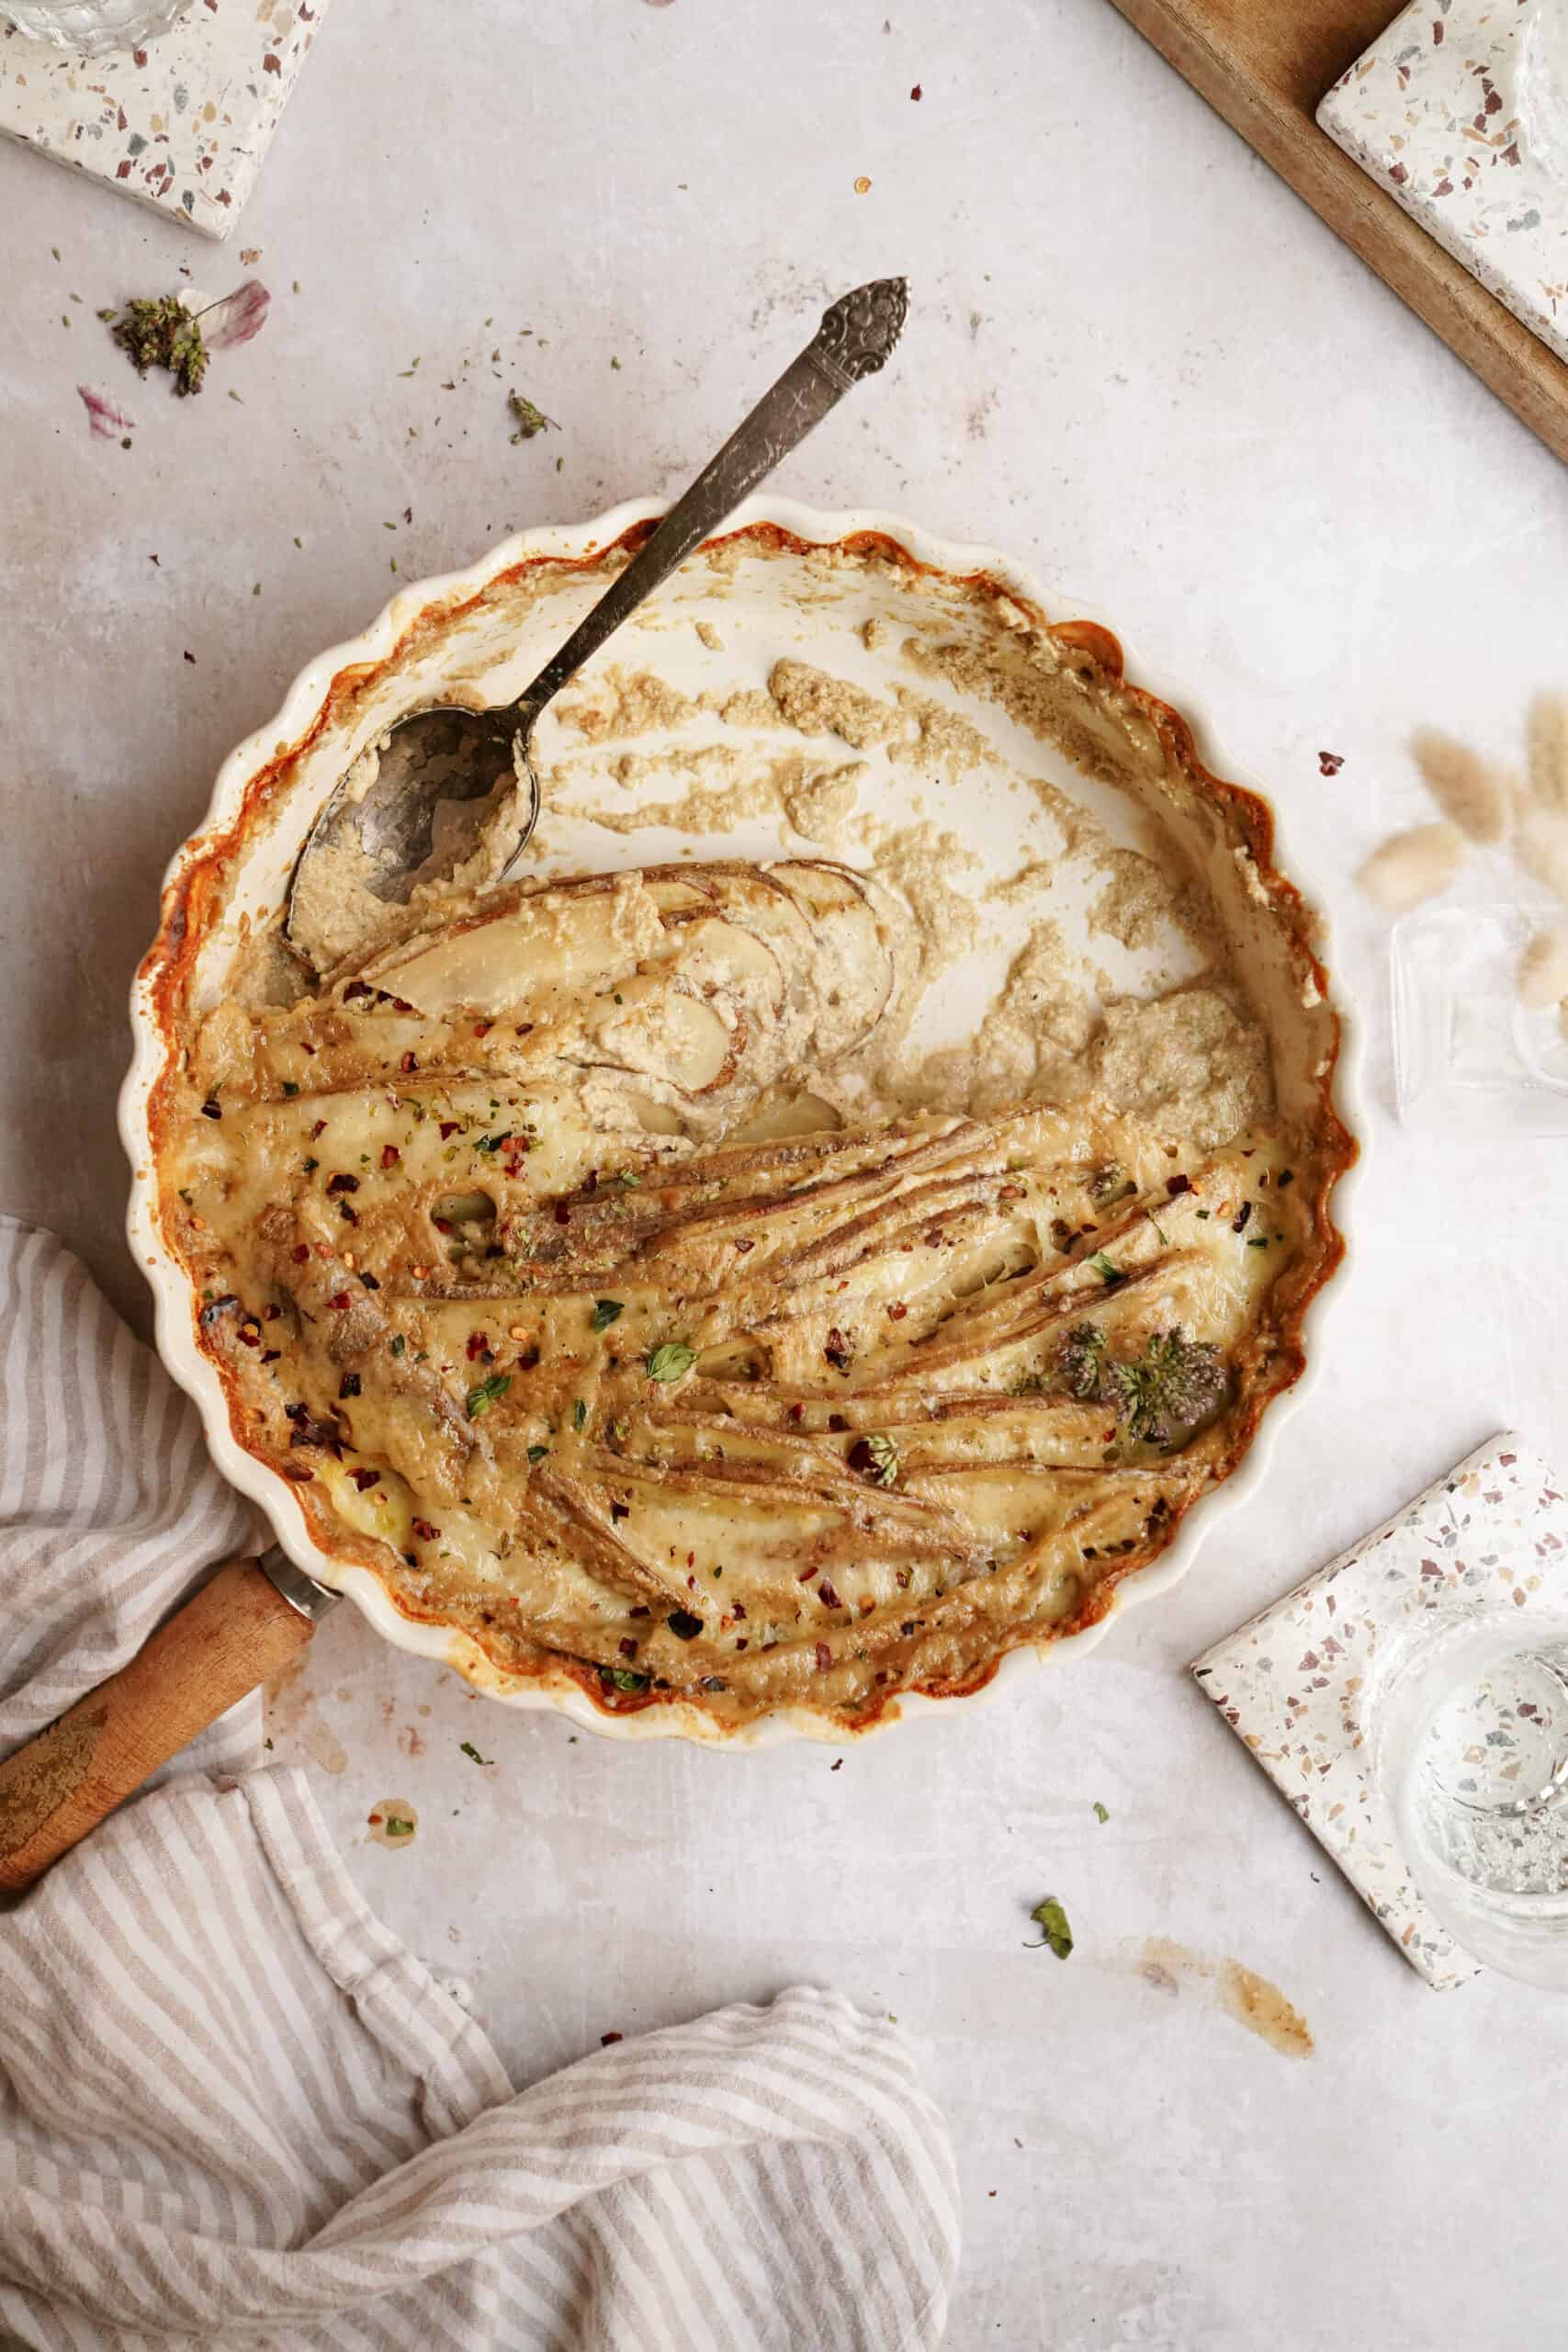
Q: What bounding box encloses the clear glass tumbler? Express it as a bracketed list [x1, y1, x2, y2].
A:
[1376, 1608, 1568, 1990]
[0, 0, 192, 52]
[1517, 0, 1568, 180]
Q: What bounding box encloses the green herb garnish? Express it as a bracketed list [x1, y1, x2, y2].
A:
[1089, 1251, 1122, 1286]
[508, 390, 556, 441]
[383, 1815, 415, 1838]
[617, 1169, 641, 1188]
[281, 1080, 299, 1097]
[1025, 1894, 1074, 1959]
[850, 1432, 900, 1487]
[572, 1399, 587, 1431]
[592, 1298, 624, 1333]
[390, 1334, 405, 1358]
[605, 1666, 650, 1693]
[459, 1740, 492, 1765]
[1092, 1801, 1110, 1825]
[110, 293, 209, 394]
[1056, 1326, 1228, 1449]
[647, 1341, 696, 1384]
[465, 1372, 511, 1419]
[526, 1442, 549, 1463]
[1059, 1323, 1107, 1399]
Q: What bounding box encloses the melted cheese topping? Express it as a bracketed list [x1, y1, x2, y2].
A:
[163, 856, 1320, 1731]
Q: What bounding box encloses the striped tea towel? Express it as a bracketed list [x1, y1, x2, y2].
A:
[0, 1219, 960, 2350]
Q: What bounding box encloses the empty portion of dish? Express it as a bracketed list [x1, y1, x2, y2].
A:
[144, 521, 1352, 1736]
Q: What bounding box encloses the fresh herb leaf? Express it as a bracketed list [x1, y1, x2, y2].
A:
[526, 1442, 549, 1463]
[572, 1399, 587, 1431]
[592, 1298, 624, 1333]
[459, 1740, 492, 1765]
[617, 1169, 641, 1188]
[647, 1341, 696, 1384]
[281, 1080, 299, 1097]
[1092, 1801, 1110, 1824]
[390, 1334, 406, 1358]
[1025, 1894, 1074, 1959]
[384, 1815, 415, 1838]
[1089, 1251, 1123, 1286]
[605, 1666, 650, 1693]
[465, 1371, 511, 1419]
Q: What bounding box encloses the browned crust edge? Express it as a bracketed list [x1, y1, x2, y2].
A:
[138, 516, 1359, 1736]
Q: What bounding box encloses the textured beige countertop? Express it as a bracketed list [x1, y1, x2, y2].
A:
[4, 2, 1568, 2344]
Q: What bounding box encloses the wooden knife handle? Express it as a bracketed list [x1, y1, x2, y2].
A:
[0, 1558, 314, 1893]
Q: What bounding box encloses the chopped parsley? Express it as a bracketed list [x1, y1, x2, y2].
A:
[390, 1334, 405, 1358]
[592, 1298, 625, 1333]
[1092, 1801, 1110, 1825]
[459, 1740, 492, 1765]
[605, 1666, 650, 1693]
[1089, 1251, 1123, 1286]
[383, 1815, 415, 1838]
[526, 1442, 550, 1463]
[572, 1399, 587, 1431]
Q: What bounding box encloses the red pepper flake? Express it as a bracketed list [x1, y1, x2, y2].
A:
[400, 1052, 419, 1074]
[432, 1217, 453, 1235]
[788, 1402, 805, 1423]
[554, 1203, 570, 1226]
[609, 1501, 630, 1523]
[824, 1327, 853, 1374]
[796, 1563, 818, 1582]
[827, 1413, 850, 1433]
[600, 2030, 623, 2046]
[264, 1305, 280, 1320]
[412, 1517, 441, 1542]
[732, 1601, 747, 1621]
[910, 81, 922, 98]
[734, 1237, 755, 1253]
[998, 1183, 1024, 1202]
[344, 980, 373, 1001]
[618, 1637, 639, 1657]
[291, 1243, 310, 1263]
[237, 1324, 261, 1347]
[1166, 1173, 1191, 1196]
[886, 1301, 908, 1321]
[438, 1121, 461, 1140]
[1317, 750, 1344, 776]
[261, 1349, 280, 1364]
[327, 1292, 352, 1310]
[814, 1642, 832, 1673]
[466, 1330, 490, 1361]
[381, 1145, 400, 1170]
[1231, 1202, 1253, 1234]
[818, 1578, 843, 1610]
[473, 1020, 492, 1037]
[326, 1172, 359, 1194]
[301, 1042, 316, 1056]
[351, 1467, 378, 1491]
[310, 1119, 327, 1140]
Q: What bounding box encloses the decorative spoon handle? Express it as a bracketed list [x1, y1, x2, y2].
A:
[511, 277, 908, 724]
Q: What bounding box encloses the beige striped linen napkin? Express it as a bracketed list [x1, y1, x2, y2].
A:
[0, 1218, 960, 2351]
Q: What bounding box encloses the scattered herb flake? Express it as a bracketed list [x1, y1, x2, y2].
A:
[390, 1334, 406, 1358]
[1093, 1801, 1110, 1824]
[526, 1442, 550, 1463]
[848, 1432, 900, 1487]
[572, 1399, 587, 1431]
[384, 1815, 415, 1838]
[591, 1298, 625, 1333]
[1089, 1251, 1122, 1286]
[465, 1371, 512, 1419]
[1026, 1894, 1074, 1959]
[459, 1740, 492, 1765]
[508, 389, 557, 441]
[647, 1341, 696, 1384]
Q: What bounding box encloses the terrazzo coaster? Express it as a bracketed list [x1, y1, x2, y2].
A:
[0, 0, 329, 240]
[1317, 0, 1568, 368]
[1191, 1431, 1568, 1991]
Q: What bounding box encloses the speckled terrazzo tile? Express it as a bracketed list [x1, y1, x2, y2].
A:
[1191, 1432, 1568, 1990]
[0, 0, 328, 239]
[1317, 0, 1568, 366]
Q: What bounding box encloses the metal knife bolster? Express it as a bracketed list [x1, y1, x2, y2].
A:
[257, 1546, 341, 1625]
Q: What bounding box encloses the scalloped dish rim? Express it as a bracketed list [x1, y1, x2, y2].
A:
[121, 494, 1363, 1748]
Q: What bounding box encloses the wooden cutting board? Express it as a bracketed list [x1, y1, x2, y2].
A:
[1106, 0, 1568, 465]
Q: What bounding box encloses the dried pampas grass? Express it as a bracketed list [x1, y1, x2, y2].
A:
[1517, 925, 1568, 1012]
[1409, 727, 1512, 844]
[1516, 808, 1568, 907]
[1527, 693, 1568, 814]
[1356, 822, 1465, 911]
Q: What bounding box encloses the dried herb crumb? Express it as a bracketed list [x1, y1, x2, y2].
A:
[508, 390, 557, 441]
[1092, 1801, 1110, 1824]
[459, 1740, 492, 1765]
[110, 293, 209, 394]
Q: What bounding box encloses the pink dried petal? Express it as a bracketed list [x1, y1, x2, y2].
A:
[77, 384, 137, 439]
[201, 278, 271, 350]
